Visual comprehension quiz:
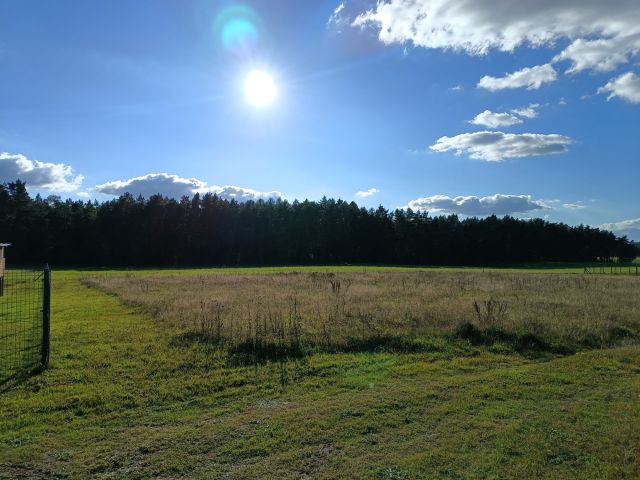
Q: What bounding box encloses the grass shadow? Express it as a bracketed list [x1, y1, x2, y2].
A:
[227, 339, 307, 366]
[331, 335, 445, 355]
[454, 322, 575, 358]
[169, 331, 214, 347]
[0, 364, 46, 394]
[173, 331, 449, 366]
[172, 321, 638, 366]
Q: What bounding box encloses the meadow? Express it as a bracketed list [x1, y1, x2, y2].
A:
[1, 266, 639, 479]
[85, 270, 640, 362]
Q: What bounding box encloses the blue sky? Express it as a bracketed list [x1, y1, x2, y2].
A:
[1, 0, 639, 238]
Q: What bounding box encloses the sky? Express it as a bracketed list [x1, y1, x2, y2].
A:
[1, 0, 639, 239]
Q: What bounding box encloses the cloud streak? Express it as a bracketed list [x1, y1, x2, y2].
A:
[598, 218, 640, 232]
[598, 72, 640, 104]
[355, 187, 380, 198]
[406, 194, 547, 216]
[0, 152, 83, 192]
[554, 34, 640, 74]
[96, 173, 282, 201]
[430, 131, 572, 162]
[478, 64, 557, 91]
[511, 104, 540, 119]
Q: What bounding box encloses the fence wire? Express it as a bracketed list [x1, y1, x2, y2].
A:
[584, 265, 640, 275]
[0, 269, 45, 383]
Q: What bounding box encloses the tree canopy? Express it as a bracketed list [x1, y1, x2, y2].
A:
[0, 181, 635, 266]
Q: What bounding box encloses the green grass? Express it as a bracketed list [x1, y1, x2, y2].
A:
[0, 269, 639, 479]
[64, 258, 640, 276]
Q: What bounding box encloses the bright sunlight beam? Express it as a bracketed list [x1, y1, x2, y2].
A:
[244, 70, 276, 108]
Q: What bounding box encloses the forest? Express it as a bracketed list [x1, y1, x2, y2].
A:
[0, 180, 636, 266]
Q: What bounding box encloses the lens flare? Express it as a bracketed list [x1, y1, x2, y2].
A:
[244, 70, 276, 108]
[214, 5, 261, 56]
[221, 18, 258, 53]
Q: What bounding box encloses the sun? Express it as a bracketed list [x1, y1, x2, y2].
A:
[244, 70, 276, 108]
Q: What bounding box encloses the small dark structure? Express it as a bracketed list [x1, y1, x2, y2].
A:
[0, 243, 9, 296]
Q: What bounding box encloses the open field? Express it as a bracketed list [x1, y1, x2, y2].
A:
[85, 270, 640, 361]
[1, 268, 639, 479]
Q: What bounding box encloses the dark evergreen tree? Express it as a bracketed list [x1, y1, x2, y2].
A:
[0, 180, 636, 266]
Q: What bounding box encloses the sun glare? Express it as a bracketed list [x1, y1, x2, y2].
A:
[244, 70, 276, 108]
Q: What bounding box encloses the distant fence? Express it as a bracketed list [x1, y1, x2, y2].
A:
[584, 265, 639, 275]
[0, 266, 51, 384]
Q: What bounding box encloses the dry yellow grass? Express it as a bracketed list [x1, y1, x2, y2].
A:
[84, 271, 640, 362]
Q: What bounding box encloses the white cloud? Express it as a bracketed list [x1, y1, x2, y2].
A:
[511, 103, 540, 119]
[450, 85, 463, 91]
[553, 34, 640, 74]
[598, 72, 640, 104]
[598, 218, 640, 232]
[430, 131, 572, 162]
[0, 152, 83, 192]
[478, 64, 557, 91]
[205, 185, 283, 202]
[349, 0, 640, 73]
[97, 173, 205, 198]
[406, 194, 547, 216]
[355, 187, 380, 198]
[96, 173, 282, 201]
[469, 110, 522, 129]
[77, 191, 91, 198]
[327, 2, 348, 30]
[538, 199, 588, 210]
[333, 2, 345, 15]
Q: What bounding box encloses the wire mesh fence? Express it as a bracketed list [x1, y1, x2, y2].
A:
[584, 265, 640, 275]
[0, 267, 50, 384]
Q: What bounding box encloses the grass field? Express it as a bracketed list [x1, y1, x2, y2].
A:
[85, 270, 640, 361]
[1, 267, 639, 479]
[65, 259, 640, 276]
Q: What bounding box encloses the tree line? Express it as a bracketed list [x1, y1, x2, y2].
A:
[0, 180, 636, 267]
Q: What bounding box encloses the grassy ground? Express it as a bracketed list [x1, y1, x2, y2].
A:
[65, 262, 635, 275]
[0, 269, 639, 479]
[65, 258, 640, 276]
[85, 270, 640, 361]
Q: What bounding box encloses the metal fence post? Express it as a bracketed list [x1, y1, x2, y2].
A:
[42, 264, 51, 368]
